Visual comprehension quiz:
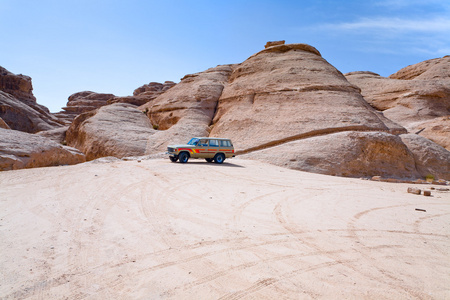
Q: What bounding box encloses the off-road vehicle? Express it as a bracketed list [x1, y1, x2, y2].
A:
[167, 137, 235, 164]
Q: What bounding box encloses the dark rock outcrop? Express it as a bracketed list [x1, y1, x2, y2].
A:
[0, 67, 64, 133]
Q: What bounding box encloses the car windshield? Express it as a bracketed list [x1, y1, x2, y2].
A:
[187, 138, 199, 145]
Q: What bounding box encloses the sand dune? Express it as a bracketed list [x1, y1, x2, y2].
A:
[1, 158, 449, 299]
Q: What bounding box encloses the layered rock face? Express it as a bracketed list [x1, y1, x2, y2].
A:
[345, 56, 450, 150]
[66, 103, 156, 160]
[400, 134, 450, 180]
[210, 44, 404, 152]
[64, 43, 449, 180]
[138, 65, 233, 153]
[0, 67, 64, 132]
[0, 128, 85, 171]
[57, 91, 116, 122]
[241, 131, 420, 178]
[107, 81, 176, 107]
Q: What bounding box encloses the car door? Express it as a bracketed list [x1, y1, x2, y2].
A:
[208, 139, 219, 158]
[194, 138, 209, 158]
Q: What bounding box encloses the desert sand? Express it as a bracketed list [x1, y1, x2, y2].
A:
[0, 158, 449, 299]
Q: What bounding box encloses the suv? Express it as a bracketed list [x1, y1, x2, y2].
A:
[167, 137, 235, 164]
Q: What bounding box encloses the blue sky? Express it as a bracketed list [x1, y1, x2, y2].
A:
[1, 0, 449, 112]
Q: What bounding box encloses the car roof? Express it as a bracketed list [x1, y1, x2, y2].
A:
[194, 137, 231, 140]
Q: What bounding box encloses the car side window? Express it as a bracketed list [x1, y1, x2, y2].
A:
[220, 140, 230, 147]
[199, 139, 208, 147]
[209, 139, 219, 147]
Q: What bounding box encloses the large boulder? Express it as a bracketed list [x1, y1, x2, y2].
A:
[241, 131, 419, 179]
[0, 67, 65, 133]
[0, 128, 85, 171]
[400, 134, 450, 180]
[210, 43, 405, 153]
[66, 103, 156, 160]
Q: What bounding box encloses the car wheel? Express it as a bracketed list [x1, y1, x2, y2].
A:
[179, 152, 189, 163]
[169, 156, 178, 162]
[205, 158, 213, 163]
[214, 153, 225, 164]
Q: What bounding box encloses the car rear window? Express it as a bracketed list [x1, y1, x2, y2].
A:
[220, 140, 231, 147]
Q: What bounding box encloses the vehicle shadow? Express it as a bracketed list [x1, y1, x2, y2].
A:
[171, 160, 245, 168]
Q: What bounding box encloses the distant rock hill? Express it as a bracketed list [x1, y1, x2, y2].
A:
[1, 42, 449, 179]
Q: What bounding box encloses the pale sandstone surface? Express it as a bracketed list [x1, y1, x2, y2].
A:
[345, 71, 450, 126]
[389, 56, 450, 80]
[210, 44, 403, 153]
[345, 57, 450, 151]
[405, 116, 450, 150]
[240, 131, 419, 179]
[66, 103, 155, 160]
[400, 134, 450, 180]
[0, 128, 85, 171]
[139, 65, 233, 131]
[0, 159, 449, 299]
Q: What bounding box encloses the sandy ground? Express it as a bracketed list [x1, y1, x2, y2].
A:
[0, 158, 449, 299]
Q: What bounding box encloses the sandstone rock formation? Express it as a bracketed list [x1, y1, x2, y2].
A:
[345, 56, 450, 150]
[265, 40, 285, 48]
[240, 131, 419, 178]
[138, 65, 233, 153]
[0, 128, 85, 171]
[20, 42, 447, 180]
[0, 66, 36, 103]
[133, 81, 176, 96]
[0, 67, 64, 132]
[36, 126, 69, 144]
[400, 134, 450, 180]
[107, 81, 176, 107]
[66, 103, 156, 160]
[57, 91, 116, 122]
[210, 43, 405, 153]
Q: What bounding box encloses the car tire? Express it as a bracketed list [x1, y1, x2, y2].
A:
[169, 156, 178, 163]
[205, 158, 213, 163]
[179, 152, 189, 163]
[214, 153, 225, 164]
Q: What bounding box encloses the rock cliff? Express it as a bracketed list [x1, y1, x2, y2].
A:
[0, 67, 64, 132]
[345, 56, 450, 150]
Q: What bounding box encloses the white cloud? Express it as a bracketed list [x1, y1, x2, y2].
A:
[329, 17, 450, 33]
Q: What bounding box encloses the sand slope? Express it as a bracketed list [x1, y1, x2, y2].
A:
[0, 158, 449, 299]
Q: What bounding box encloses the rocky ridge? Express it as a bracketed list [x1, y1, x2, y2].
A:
[2, 43, 449, 180]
